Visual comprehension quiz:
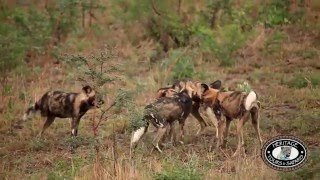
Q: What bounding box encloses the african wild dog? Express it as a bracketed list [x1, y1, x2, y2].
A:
[22, 85, 104, 137]
[130, 90, 193, 153]
[156, 80, 222, 138]
[200, 83, 262, 157]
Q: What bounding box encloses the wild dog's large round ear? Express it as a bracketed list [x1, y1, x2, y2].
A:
[171, 84, 180, 92]
[210, 80, 222, 89]
[82, 85, 93, 94]
[156, 87, 169, 98]
[201, 83, 209, 92]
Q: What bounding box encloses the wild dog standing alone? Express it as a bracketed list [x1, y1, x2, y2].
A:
[201, 83, 262, 157]
[130, 90, 192, 153]
[23, 85, 104, 137]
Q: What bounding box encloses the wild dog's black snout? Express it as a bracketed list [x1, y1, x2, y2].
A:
[93, 95, 104, 108]
[87, 96, 96, 106]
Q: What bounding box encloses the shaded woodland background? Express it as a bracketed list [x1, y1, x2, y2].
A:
[0, 0, 320, 179]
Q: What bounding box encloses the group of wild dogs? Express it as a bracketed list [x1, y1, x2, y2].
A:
[23, 80, 262, 157]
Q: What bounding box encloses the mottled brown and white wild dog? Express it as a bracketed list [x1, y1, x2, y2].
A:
[23, 85, 104, 137]
[131, 90, 193, 153]
[156, 80, 222, 137]
[200, 83, 262, 157]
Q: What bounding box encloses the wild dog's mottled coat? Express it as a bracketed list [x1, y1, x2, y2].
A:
[156, 80, 222, 136]
[23, 85, 103, 136]
[131, 90, 192, 153]
[201, 83, 262, 157]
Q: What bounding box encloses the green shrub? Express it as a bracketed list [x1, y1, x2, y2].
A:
[287, 74, 320, 89]
[0, 22, 26, 76]
[260, 0, 291, 27]
[157, 49, 195, 83]
[287, 75, 308, 89]
[172, 55, 194, 80]
[114, 89, 145, 132]
[0, 0, 105, 76]
[191, 21, 251, 66]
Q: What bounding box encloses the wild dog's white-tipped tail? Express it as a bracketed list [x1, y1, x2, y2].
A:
[22, 105, 36, 121]
[244, 91, 257, 111]
[130, 127, 146, 148]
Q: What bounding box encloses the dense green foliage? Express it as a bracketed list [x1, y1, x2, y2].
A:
[0, 0, 313, 77]
[0, 0, 104, 76]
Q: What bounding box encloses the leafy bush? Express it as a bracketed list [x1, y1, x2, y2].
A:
[63, 45, 120, 93]
[260, 0, 291, 27]
[287, 75, 308, 89]
[286, 73, 320, 89]
[190, 9, 253, 66]
[215, 23, 249, 66]
[0, 21, 26, 76]
[114, 89, 145, 132]
[172, 55, 194, 80]
[156, 49, 195, 83]
[0, 0, 105, 76]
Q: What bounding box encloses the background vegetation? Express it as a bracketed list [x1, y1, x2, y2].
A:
[0, 0, 319, 179]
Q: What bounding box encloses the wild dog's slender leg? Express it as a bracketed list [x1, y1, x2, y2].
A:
[39, 116, 55, 137]
[167, 121, 176, 143]
[152, 126, 168, 153]
[177, 118, 186, 144]
[205, 107, 219, 138]
[216, 117, 225, 150]
[206, 107, 223, 151]
[241, 126, 245, 156]
[251, 106, 263, 147]
[232, 112, 250, 157]
[191, 103, 207, 134]
[221, 117, 232, 148]
[71, 116, 81, 136]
